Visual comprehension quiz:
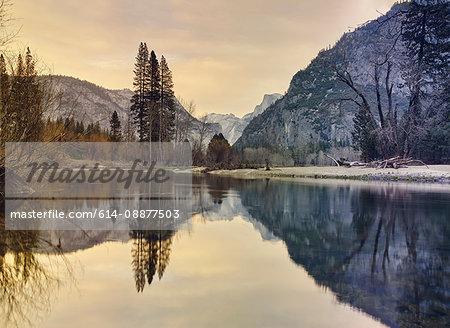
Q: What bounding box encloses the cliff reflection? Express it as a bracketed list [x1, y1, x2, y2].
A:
[1, 176, 449, 328]
[219, 179, 450, 328]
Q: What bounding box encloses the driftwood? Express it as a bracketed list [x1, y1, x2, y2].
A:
[325, 154, 340, 166]
[325, 154, 341, 166]
[326, 154, 428, 169]
[364, 156, 429, 169]
[337, 159, 366, 167]
[326, 154, 366, 167]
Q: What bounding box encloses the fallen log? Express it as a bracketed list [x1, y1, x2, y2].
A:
[325, 154, 340, 166]
[333, 156, 429, 169]
[337, 158, 366, 167]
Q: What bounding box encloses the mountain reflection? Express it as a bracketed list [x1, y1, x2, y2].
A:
[1, 176, 449, 328]
[204, 178, 449, 328]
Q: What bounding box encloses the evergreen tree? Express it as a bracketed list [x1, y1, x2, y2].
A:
[207, 133, 233, 164]
[110, 110, 122, 141]
[75, 121, 85, 134]
[8, 48, 44, 141]
[160, 55, 176, 141]
[402, 0, 449, 78]
[352, 108, 379, 162]
[130, 42, 150, 141]
[148, 50, 161, 141]
[0, 54, 9, 110]
[400, 0, 450, 157]
[124, 112, 135, 141]
[93, 122, 101, 135]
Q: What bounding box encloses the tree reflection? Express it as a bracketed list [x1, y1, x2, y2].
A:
[0, 202, 75, 328]
[130, 230, 174, 293]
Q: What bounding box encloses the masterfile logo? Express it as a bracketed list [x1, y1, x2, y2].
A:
[5, 142, 192, 231]
[25, 159, 170, 188]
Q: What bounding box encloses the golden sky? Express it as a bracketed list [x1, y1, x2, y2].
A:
[12, 0, 397, 117]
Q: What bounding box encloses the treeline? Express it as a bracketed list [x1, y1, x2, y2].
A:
[232, 136, 357, 166]
[0, 45, 126, 146]
[43, 117, 111, 142]
[0, 48, 111, 145]
[0, 40, 182, 167]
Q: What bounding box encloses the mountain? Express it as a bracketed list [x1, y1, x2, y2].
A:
[203, 113, 243, 144]
[235, 1, 444, 163]
[48, 75, 133, 129]
[205, 93, 282, 144]
[242, 93, 283, 122]
[47, 75, 220, 141]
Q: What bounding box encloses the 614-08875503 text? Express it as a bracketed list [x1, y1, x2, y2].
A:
[9, 209, 181, 220]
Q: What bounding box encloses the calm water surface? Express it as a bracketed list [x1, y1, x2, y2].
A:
[1, 176, 449, 327]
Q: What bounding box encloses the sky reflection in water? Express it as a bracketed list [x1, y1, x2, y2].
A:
[1, 176, 449, 327]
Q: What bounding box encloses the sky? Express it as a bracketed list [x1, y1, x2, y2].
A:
[11, 0, 397, 117]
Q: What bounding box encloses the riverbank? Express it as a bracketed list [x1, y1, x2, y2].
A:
[193, 165, 450, 183]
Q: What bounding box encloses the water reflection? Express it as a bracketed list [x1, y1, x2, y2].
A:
[0, 203, 75, 327]
[197, 177, 450, 328]
[1, 176, 450, 327]
[130, 230, 174, 292]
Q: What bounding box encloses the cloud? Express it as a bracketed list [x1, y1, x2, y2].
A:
[12, 0, 397, 116]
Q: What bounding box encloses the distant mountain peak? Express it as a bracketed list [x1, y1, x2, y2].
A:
[243, 93, 283, 121]
[205, 93, 282, 144]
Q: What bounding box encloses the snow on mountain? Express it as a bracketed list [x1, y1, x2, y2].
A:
[203, 113, 243, 145]
[205, 93, 282, 144]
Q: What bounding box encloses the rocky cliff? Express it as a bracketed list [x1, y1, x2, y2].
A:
[235, 2, 412, 161]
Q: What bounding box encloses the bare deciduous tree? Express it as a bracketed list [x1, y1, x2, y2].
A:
[174, 98, 195, 142]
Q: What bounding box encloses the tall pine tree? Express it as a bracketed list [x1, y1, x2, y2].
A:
[110, 110, 122, 141]
[352, 108, 380, 161]
[148, 50, 161, 141]
[10, 48, 43, 141]
[0, 54, 9, 111]
[130, 42, 150, 141]
[160, 55, 175, 141]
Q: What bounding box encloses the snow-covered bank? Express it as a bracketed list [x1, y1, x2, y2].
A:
[193, 165, 450, 184]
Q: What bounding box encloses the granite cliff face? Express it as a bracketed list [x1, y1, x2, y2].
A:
[203, 112, 243, 144]
[241, 93, 283, 122]
[235, 3, 410, 158]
